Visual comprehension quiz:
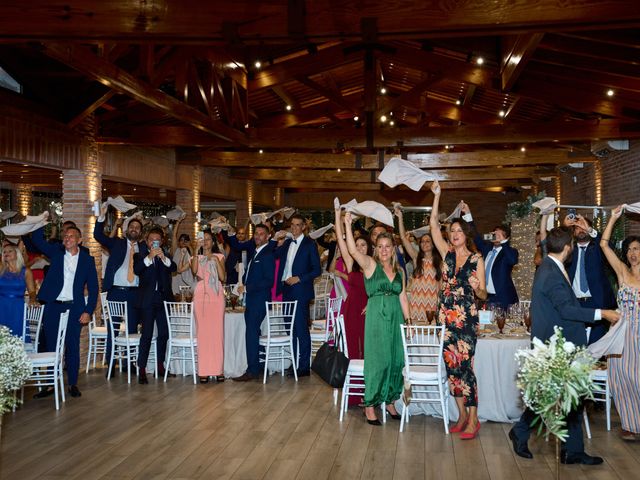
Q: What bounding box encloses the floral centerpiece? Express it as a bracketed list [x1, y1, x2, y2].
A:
[0, 326, 32, 417]
[516, 326, 595, 441]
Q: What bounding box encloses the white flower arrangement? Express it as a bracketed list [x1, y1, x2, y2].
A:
[516, 326, 595, 441]
[0, 326, 32, 415]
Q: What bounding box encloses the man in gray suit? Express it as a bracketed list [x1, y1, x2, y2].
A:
[509, 227, 619, 465]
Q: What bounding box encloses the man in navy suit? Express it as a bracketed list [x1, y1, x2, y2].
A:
[463, 204, 519, 308]
[509, 227, 619, 465]
[232, 224, 275, 381]
[565, 215, 616, 344]
[133, 227, 177, 384]
[275, 214, 321, 377]
[31, 223, 98, 398]
[94, 204, 148, 373]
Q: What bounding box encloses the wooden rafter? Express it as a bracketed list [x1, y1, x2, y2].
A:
[67, 90, 115, 127]
[500, 33, 544, 91]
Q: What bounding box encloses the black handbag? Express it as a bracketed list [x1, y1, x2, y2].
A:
[311, 332, 350, 388]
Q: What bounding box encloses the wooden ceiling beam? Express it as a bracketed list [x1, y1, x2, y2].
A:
[378, 74, 443, 117]
[500, 33, 544, 91]
[277, 181, 382, 191]
[42, 43, 248, 145]
[539, 34, 640, 66]
[230, 166, 555, 183]
[67, 89, 115, 128]
[296, 76, 358, 114]
[529, 61, 640, 94]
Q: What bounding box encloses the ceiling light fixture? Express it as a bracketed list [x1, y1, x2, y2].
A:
[353, 115, 359, 122]
[606, 89, 615, 97]
[389, 120, 395, 126]
[259, 149, 264, 154]
[476, 57, 484, 65]
[254, 60, 262, 69]
[455, 99, 461, 105]
[498, 110, 506, 117]
[380, 87, 387, 94]
[285, 105, 292, 111]
[521, 146, 526, 152]
[380, 115, 388, 123]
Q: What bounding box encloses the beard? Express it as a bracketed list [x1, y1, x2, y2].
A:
[125, 231, 140, 241]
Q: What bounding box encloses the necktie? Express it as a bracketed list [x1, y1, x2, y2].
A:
[485, 248, 497, 284]
[127, 241, 135, 283]
[579, 246, 589, 294]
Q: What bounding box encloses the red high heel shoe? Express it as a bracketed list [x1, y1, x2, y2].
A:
[449, 419, 469, 433]
[460, 421, 481, 440]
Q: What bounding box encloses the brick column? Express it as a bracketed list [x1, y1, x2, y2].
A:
[176, 166, 201, 243]
[63, 116, 103, 369]
[13, 183, 32, 216]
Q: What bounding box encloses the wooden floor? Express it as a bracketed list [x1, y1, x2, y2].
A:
[2, 370, 639, 480]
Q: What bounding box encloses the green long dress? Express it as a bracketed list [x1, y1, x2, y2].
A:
[363, 263, 405, 406]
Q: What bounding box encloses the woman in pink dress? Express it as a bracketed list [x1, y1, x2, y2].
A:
[191, 230, 226, 383]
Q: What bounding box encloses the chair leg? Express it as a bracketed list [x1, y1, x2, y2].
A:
[339, 376, 348, 422]
[86, 336, 92, 374]
[263, 346, 270, 384]
[381, 402, 387, 423]
[191, 346, 197, 385]
[291, 343, 298, 382]
[400, 402, 406, 433]
[126, 346, 131, 384]
[333, 388, 338, 406]
[107, 350, 115, 380]
[59, 369, 66, 403]
[583, 410, 592, 440]
[606, 381, 612, 431]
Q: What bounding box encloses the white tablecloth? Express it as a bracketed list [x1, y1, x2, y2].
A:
[397, 336, 530, 423]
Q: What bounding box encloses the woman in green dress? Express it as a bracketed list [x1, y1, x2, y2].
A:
[343, 211, 410, 425]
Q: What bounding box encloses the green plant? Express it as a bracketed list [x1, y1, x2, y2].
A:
[0, 326, 32, 415]
[505, 191, 547, 223]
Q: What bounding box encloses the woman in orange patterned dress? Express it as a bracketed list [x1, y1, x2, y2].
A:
[395, 207, 442, 324]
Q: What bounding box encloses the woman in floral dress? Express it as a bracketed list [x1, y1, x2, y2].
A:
[430, 181, 487, 439]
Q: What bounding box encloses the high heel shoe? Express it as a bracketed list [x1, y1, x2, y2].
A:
[459, 421, 481, 440]
[216, 375, 225, 383]
[385, 407, 402, 420]
[448, 419, 469, 433]
[199, 376, 209, 384]
[363, 410, 381, 426]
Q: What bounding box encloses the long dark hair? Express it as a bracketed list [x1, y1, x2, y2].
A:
[351, 235, 373, 273]
[449, 218, 477, 253]
[622, 235, 640, 267]
[197, 229, 220, 255]
[413, 234, 442, 281]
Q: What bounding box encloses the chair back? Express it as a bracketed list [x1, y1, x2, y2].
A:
[325, 295, 343, 338]
[106, 300, 130, 340]
[164, 301, 195, 342]
[23, 303, 44, 347]
[334, 314, 349, 358]
[265, 301, 297, 339]
[400, 324, 445, 379]
[100, 291, 109, 325]
[55, 311, 70, 364]
[519, 300, 531, 310]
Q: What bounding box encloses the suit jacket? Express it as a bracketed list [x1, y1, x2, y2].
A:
[133, 252, 177, 308]
[531, 256, 597, 346]
[31, 227, 98, 315]
[94, 220, 148, 291]
[566, 233, 616, 309]
[243, 245, 275, 307]
[275, 236, 321, 300]
[472, 224, 519, 306]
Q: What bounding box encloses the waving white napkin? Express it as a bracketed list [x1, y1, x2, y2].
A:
[122, 211, 146, 232]
[309, 223, 334, 240]
[103, 196, 137, 213]
[409, 226, 431, 238]
[0, 211, 18, 221]
[445, 201, 464, 222]
[249, 206, 296, 225]
[532, 197, 557, 215]
[623, 202, 640, 214]
[378, 157, 436, 191]
[1, 212, 50, 236]
[209, 217, 230, 233]
[151, 216, 169, 228]
[166, 205, 186, 221]
[587, 315, 626, 358]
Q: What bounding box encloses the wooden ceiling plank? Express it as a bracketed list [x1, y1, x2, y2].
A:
[540, 34, 640, 66]
[67, 90, 115, 128]
[271, 85, 300, 110]
[379, 74, 443, 117]
[42, 43, 248, 145]
[501, 33, 544, 91]
[296, 75, 357, 114]
[529, 61, 640, 94]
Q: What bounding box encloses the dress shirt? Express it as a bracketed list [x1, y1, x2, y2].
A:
[143, 255, 171, 268]
[485, 245, 503, 294]
[245, 243, 268, 279]
[282, 234, 304, 281]
[113, 241, 139, 287]
[548, 255, 601, 321]
[572, 242, 592, 298]
[56, 250, 80, 301]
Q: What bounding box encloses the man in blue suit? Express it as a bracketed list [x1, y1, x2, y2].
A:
[565, 215, 616, 344]
[31, 223, 98, 398]
[94, 204, 148, 373]
[275, 214, 321, 377]
[463, 204, 519, 308]
[232, 224, 275, 381]
[509, 227, 619, 465]
[133, 227, 176, 384]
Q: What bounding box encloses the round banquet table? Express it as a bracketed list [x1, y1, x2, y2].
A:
[395, 335, 530, 423]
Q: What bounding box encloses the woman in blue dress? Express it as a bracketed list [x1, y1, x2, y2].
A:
[0, 242, 36, 337]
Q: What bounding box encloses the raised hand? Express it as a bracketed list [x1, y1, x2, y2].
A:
[611, 205, 624, 220]
[431, 180, 441, 195]
[344, 211, 353, 224]
[394, 205, 403, 217]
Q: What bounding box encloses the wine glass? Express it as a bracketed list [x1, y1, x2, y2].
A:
[494, 307, 505, 334]
[524, 308, 532, 332]
[230, 294, 238, 310]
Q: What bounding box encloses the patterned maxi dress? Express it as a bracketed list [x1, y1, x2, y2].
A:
[363, 263, 405, 406]
[408, 257, 439, 324]
[438, 250, 480, 407]
[609, 284, 640, 433]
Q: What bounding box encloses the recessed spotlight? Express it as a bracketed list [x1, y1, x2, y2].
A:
[389, 120, 395, 126]
[259, 149, 264, 154]
[380, 115, 388, 123]
[445, 145, 450, 150]
[380, 87, 387, 94]
[133, 187, 137, 191]
[353, 115, 359, 122]
[606, 89, 615, 97]
[22, 164, 28, 167]
[455, 99, 461, 105]
[337, 168, 341, 172]
[285, 105, 292, 111]
[521, 146, 526, 152]
[476, 57, 484, 65]
[498, 110, 506, 117]
[254, 60, 262, 69]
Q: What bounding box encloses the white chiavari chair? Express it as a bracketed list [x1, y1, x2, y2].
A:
[259, 300, 298, 384]
[164, 301, 197, 384]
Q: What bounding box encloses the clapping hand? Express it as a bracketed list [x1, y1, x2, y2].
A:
[431, 180, 441, 195]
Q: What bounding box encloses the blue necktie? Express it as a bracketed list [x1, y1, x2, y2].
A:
[579, 246, 589, 294]
[485, 248, 497, 284]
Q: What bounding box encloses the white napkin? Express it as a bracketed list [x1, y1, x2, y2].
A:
[445, 201, 464, 222]
[103, 196, 137, 213]
[1, 212, 50, 236]
[378, 157, 436, 191]
[122, 211, 146, 232]
[532, 197, 557, 215]
[587, 315, 626, 358]
[309, 223, 334, 240]
[623, 202, 640, 214]
[249, 207, 296, 225]
[209, 217, 230, 233]
[151, 216, 169, 228]
[29, 257, 50, 269]
[348, 200, 394, 227]
[166, 205, 186, 221]
[272, 206, 296, 219]
[250, 212, 269, 225]
[409, 226, 430, 238]
[0, 211, 18, 221]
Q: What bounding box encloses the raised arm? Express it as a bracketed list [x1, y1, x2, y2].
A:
[429, 181, 449, 259]
[394, 206, 418, 265]
[334, 206, 354, 272]
[344, 212, 375, 277]
[170, 218, 182, 256]
[600, 205, 626, 281]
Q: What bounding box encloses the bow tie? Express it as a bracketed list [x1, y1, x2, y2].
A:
[291, 239, 297, 245]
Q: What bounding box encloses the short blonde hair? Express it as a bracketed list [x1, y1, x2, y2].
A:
[0, 244, 25, 275]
